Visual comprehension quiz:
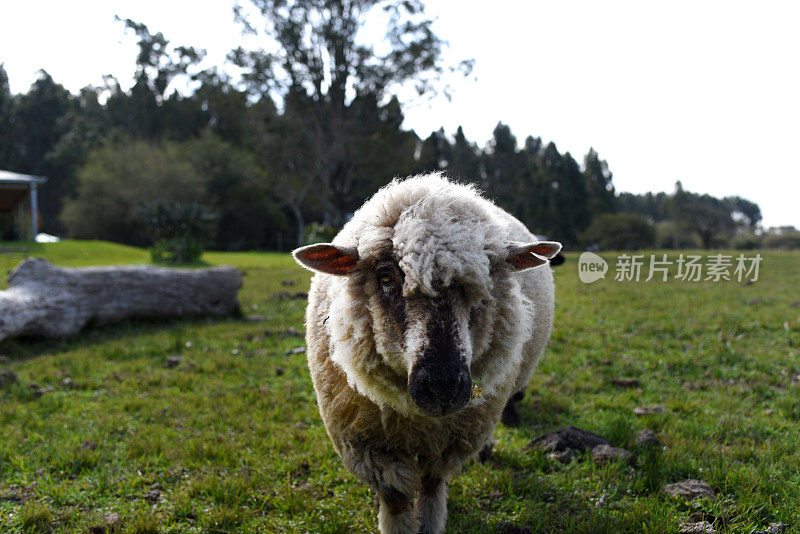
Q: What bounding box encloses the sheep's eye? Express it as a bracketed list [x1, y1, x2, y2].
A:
[376, 266, 399, 289]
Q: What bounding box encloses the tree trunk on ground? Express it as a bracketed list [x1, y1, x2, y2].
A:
[0, 258, 242, 343]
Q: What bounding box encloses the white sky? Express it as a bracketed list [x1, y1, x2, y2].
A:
[1, 1, 798, 228]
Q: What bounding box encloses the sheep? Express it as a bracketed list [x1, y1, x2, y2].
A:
[293, 173, 561, 533]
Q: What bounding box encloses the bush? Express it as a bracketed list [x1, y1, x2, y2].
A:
[655, 221, 702, 249]
[62, 133, 288, 250]
[61, 140, 207, 246]
[732, 232, 762, 250]
[303, 222, 339, 245]
[139, 198, 216, 264]
[763, 230, 800, 250]
[149, 237, 205, 264]
[580, 213, 655, 250]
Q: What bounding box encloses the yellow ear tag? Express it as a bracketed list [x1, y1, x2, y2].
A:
[471, 381, 483, 400]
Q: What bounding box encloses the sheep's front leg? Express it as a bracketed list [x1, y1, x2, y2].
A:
[415, 475, 447, 534]
[377, 486, 417, 534]
[338, 441, 420, 533]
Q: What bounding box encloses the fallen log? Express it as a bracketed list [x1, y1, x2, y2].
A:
[0, 258, 242, 343]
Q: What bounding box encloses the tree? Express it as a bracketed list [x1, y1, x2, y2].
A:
[183, 130, 287, 250]
[0, 65, 13, 168]
[684, 196, 735, 249]
[231, 0, 455, 106]
[483, 122, 523, 210]
[38, 86, 117, 235]
[531, 141, 563, 240]
[416, 128, 451, 174]
[231, 0, 470, 239]
[617, 191, 671, 222]
[250, 99, 323, 246]
[448, 126, 481, 184]
[553, 151, 591, 245]
[724, 195, 762, 231]
[668, 185, 735, 249]
[513, 135, 544, 234]
[105, 18, 207, 140]
[4, 71, 73, 174]
[6, 71, 75, 234]
[344, 94, 417, 198]
[117, 17, 206, 104]
[191, 69, 277, 147]
[618, 182, 762, 249]
[583, 148, 616, 216]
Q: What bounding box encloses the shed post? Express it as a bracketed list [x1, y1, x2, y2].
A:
[29, 182, 39, 239]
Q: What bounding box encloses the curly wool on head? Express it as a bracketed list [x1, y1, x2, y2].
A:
[335, 173, 509, 298]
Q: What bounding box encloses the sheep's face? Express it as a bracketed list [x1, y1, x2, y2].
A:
[371, 258, 475, 416]
[294, 239, 560, 417]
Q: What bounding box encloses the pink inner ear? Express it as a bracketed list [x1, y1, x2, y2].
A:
[296, 245, 358, 275]
[507, 251, 547, 271]
[528, 242, 561, 259]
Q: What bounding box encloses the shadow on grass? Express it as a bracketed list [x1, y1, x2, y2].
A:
[447, 465, 659, 534]
[515, 394, 572, 436]
[0, 314, 239, 362]
[152, 258, 212, 268]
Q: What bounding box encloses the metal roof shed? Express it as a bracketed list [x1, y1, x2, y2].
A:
[0, 170, 47, 240]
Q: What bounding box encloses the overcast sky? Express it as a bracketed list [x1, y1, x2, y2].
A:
[2, 1, 798, 228]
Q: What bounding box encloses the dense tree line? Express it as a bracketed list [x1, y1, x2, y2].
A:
[0, 1, 777, 252]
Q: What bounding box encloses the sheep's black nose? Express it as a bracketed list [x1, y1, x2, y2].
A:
[408, 363, 471, 416]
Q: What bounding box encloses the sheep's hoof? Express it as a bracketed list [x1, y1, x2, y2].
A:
[501, 391, 524, 427]
[478, 442, 494, 463]
[501, 403, 521, 427]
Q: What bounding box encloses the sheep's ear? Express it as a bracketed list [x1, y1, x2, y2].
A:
[293, 243, 359, 276]
[506, 241, 563, 271]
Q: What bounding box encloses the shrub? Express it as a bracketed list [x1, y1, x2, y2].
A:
[303, 222, 339, 245]
[655, 221, 702, 249]
[580, 213, 655, 250]
[763, 230, 800, 250]
[62, 133, 288, 250]
[61, 140, 207, 246]
[149, 237, 205, 264]
[732, 232, 762, 250]
[139, 198, 216, 264]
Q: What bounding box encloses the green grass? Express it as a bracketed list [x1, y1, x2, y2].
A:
[1, 242, 799, 532]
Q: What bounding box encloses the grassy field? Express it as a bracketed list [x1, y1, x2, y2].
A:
[1, 241, 799, 533]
